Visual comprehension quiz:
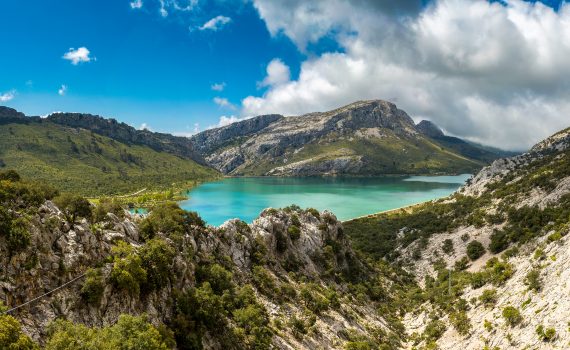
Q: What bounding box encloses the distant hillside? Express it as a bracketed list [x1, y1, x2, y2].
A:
[0, 107, 219, 196]
[344, 125, 570, 349]
[190, 100, 506, 176]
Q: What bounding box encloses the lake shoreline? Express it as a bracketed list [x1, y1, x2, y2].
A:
[180, 174, 471, 226]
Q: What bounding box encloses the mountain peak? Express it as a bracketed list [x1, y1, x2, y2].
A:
[416, 120, 444, 138]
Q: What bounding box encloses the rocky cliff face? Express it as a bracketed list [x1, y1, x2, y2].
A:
[2, 197, 406, 349]
[191, 100, 502, 176]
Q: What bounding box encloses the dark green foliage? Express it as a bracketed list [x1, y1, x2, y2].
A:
[80, 268, 105, 305]
[442, 239, 454, 255]
[173, 274, 271, 350]
[536, 325, 556, 342]
[252, 266, 277, 295]
[139, 238, 176, 292]
[524, 268, 542, 292]
[139, 203, 205, 241]
[344, 195, 490, 261]
[466, 240, 485, 261]
[478, 289, 497, 308]
[109, 242, 147, 296]
[0, 169, 21, 182]
[54, 194, 92, 224]
[489, 230, 509, 253]
[454, 257, 470, 271]
[502, 306, 522, 327]
[196, 264, 233, 295]
[92, 198, 124, 223]
[45, 314, 173, 349]
[288, 225, 301, 240]
[449, 311, 471, 336]
[423, 319, 446, 342]
[300, 284, 331, 315]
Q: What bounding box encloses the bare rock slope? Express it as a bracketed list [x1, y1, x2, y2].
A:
[190, 100, 503, 176]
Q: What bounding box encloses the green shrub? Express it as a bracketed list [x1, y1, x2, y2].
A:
[502, 306, 522, 327]
[454, 256, 470, 271]
[109, 242, 147, 296]
[300, 284, 331, 314]
[483, 319, 493, 332]
[80, 268, 104, 305]
[306, 208, 320, 219]
[54, 194, 92, 224]
[0, 309, 38, 349]
[252, 266, 276, 295]
[45, 315, 173, 350]
[449, 311, 471, 336]
[139, 203, 204, 241]
[466, 240, 485, 261]
[524, 268, 542, 292]
[489, 230, 509, 253]
[423, 319, 446, 342]
[288, 225, 301, 240]
[442, 239, 454, 255]
[197, 264, 233, 295]
[139, 238, 176, 292]
[92, 198, 124, 223]
[536, 325, 556, 342]
[478, 289, 497, 308]
[5, 217, 32, 253]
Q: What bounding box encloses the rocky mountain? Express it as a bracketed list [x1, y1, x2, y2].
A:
[345, 124, 570, 349]
[0, 107, 219, 196]
[190, 100, 505, 176]
[3, 123, 570, 349]
[0, 172, 412, 349]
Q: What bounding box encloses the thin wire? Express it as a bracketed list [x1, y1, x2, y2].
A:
[2, 272, 87, 314]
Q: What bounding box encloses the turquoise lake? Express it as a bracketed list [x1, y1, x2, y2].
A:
[179, 175, 471, 226]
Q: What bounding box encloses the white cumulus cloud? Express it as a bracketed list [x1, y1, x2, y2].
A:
[62, 47, 93, 65]
[211, 82, 226, 91]
[244, 0, 570, 150]
[0, 90, 16, 102]
[213, 97, 236, 110]
[130, 0, 143, 9]
[58, 85, 67, 96]
[199, 15, 232, 31]
[258, 58, 291, 88]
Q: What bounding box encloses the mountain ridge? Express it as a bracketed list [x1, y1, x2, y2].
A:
[190, 100, 506, 176]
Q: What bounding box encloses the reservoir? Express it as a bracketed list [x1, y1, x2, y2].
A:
[179, 175, 471, 226]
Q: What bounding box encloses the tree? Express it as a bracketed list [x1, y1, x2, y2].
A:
[139, 238, 176, 292]
[45, 315, 173, 350]
[466, 240, 485, 261]
[502, 306, 522, 327]
[54, 194, 92, 224]
[0, 304, 38, 350]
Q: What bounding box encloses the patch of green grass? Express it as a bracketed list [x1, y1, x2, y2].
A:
[0, 122, 219, 196]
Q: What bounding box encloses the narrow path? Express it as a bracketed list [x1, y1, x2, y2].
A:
[116, 188, 147, 198]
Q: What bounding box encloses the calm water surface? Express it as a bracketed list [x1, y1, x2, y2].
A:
[179, 175, 471, 226]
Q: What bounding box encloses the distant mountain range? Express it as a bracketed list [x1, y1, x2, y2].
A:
[0, 100, 512, 195]
[190, 100, 511, 176]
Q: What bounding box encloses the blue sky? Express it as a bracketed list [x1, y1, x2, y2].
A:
[0, 0, 305, 133]
[1, 0, 569, 148]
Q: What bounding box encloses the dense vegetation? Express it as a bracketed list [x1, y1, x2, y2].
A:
[0, 122, 219, 196]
